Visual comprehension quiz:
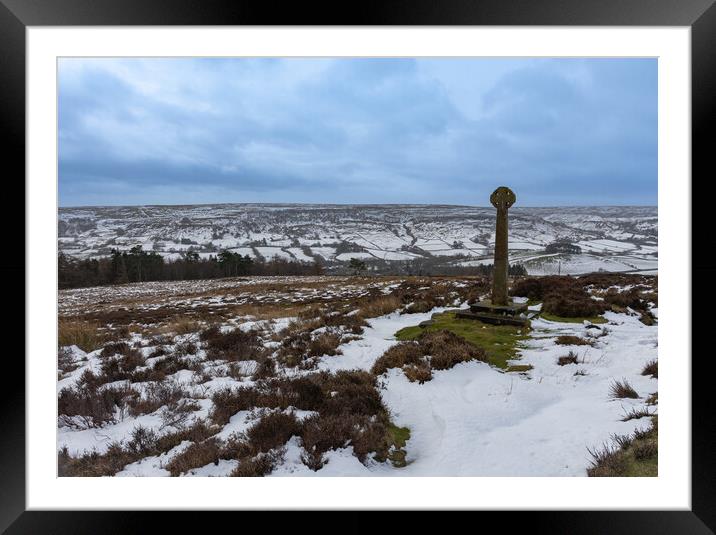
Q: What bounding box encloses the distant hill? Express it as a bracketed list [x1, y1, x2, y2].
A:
[58, 204, 657, 275]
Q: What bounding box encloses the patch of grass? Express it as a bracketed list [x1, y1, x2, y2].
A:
[58, 442, 137, 477]
[579, 273, 657, 291]
[176, 411, 300, 478]
[58, 382, 136, 429]
[371, 341, 423, 376]
[100, 348, 146, 382]
[165, 438, 221, 476]
[403, 361, 433, 383]
[394, 312, 528, 369]
[200, 325, 265, 362]
[639, 312, 657, 326]
[555, 335, 593, 346]
[126, 380, 188, 418]
[244, 411, 302, 454]
[308, 331, 343, 357]
[506, 364, 533, 373]
[426, 330, 486, 370]
[402, 300, 436, 314]
[276, 331, 314, 368]
[231, 449, 285, 477]
[557, 351, 580, 366]
[394, 281, 454, 315]
[210, 387, 261, 426]
[316, 312, 369, 334]
[387, 423, 410, 448]
[510, 276, 573, 301]
[153, 317, 202, 336]
[587, 417, 657, 477]
[58, 320, 107, 352]
[543, 290, 606, 318]
[386, 423, 411, 467]
[252, 356, 276, 380]
[641, 359, 658, 378]
[622, 406, 656, 422]
[155, 421, 215, 453]
[58, 347, 82, 375]
[297, 410, 405, 471]
[539, 312, 607, 324]
[602, 289, 649, 312]
[373, 329, 487, 381]
[299, 414, 353, 471]
[210, 370, 409, 475]
[276, 328, 343, 369]
[639, 291, 658, 306]
[511, 277, 608, 318]
[99, 341, 132, 358]
[143, 353, 201, 380]
[357, 295, 403, 318]
[58, 420, 216, 477]
[632, 439, 658, 461]
[609, 378, 640, 399]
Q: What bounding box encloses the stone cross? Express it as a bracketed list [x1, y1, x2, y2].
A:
[490, 186, 516, 306]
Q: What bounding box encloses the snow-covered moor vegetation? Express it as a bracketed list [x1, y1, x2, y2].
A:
[58, 273, 658, 477]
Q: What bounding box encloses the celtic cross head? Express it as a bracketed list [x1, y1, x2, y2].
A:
[490, 186, 516, 211]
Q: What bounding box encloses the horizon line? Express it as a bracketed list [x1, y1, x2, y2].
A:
[58, 201, 658, 210]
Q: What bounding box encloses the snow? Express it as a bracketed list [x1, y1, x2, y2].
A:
[116, 441, 192, 477]
[309, 247, 336, 260]
[57, 347, 102, 392]
[214, 410, 261, 441]
[59, 204, 657, 277]
[365, 249, 418, 261]
[57, 270, 658, 477]
[286, 247, 314, 263]
[255, 247, 293, 261]
[58, 411, 166, 456]
[183, 459, 239, 477]
[577, 239, 637, 253]
[312, 307, 657, 476]
[317, 308, 450, 373]
[523, 254, 651, 276]
[508, 240, 544, 251]
[456, 258, 495, 267]
[270, 437, 375, 477]
[430, 248, 486, 257]
[335, 252, 374, 261]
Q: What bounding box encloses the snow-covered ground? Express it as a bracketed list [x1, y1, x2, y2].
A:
[273, 309, 657, 476]
[57, 275, 657, 477]
[523, 253, 658, 276]
[382, 312, 655, 476]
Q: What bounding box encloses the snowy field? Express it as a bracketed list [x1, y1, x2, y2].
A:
[290, 311, 656, 476]
[58, 274, 657, 477]
[58, 204, 657, 276]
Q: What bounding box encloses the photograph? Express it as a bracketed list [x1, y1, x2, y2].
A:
[55, 56, 660, 478]
[0, 0, 707, 523]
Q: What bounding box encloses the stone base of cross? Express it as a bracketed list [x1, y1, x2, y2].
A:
[456, 299, 530, 327]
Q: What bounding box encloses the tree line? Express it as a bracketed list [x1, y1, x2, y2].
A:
[58, 246, 323, 289]
[58, 246, 528, 289]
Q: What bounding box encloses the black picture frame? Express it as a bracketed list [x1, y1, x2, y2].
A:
[2, 0, 713, 532]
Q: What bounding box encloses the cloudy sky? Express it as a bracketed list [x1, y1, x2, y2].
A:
[58, 57, 657, 207]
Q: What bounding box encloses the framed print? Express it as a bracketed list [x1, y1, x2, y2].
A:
[3, 0, 714, 532]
